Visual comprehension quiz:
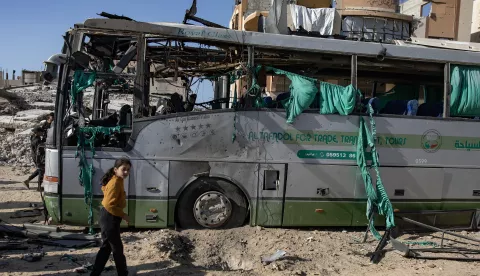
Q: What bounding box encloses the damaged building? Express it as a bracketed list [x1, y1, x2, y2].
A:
[229, 0, 417, 100]
[400, 0, 480, 42]
[0, 70, 43, 88]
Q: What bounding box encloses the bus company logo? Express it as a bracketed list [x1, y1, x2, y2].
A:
[421, 129, 442, 153]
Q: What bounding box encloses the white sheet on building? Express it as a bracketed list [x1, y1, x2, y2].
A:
[289, 5, 335, 35]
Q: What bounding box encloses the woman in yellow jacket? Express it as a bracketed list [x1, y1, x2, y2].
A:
[91, 158, 131, 276]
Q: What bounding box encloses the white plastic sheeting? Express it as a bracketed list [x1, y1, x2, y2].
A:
[342, 16, 410, 43]
[290, 5, 335, 35]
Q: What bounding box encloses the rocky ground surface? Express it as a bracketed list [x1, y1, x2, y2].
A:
[0, 167, 479, 276]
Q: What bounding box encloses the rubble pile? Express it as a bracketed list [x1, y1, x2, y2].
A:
[7, 85, 56, 106]
[0, 84, 134, 168]
[0, 129, 33, 169]
[155, 232, 194, 263]
[0, 85, 55, 169]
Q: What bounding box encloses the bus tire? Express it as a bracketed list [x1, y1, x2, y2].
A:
[176, 177, 248, 229]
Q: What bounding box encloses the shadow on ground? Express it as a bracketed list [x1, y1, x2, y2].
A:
[0, 247, 242, 276]
[0, 180, 19, 185]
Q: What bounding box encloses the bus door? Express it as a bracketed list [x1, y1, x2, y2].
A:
[282, 164, 356, 227]
[130, 160, 169, 228]
[61, 155, 131, 227]
[255, 164, 287, 227]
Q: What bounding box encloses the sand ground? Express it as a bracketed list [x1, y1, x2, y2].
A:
[0, 166, 478, 276]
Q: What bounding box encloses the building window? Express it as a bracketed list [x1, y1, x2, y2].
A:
[421, 2, 432, 17]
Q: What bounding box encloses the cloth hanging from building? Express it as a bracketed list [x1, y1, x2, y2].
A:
[265, 0, 289, 35]
[289, 5, 335, 35]
[450, 65, 480, 116]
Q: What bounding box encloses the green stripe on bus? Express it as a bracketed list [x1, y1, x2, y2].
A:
[49, 197, 479, 228]
[247, 130, 480, 151]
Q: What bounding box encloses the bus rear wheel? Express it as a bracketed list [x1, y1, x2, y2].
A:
[176, 178, 248, 229]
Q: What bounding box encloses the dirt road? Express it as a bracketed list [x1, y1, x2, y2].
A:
[0, 166, 478, 276]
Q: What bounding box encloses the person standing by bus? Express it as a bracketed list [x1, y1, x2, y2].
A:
[90, 158, 132, 276]
[23, 112, 53, 191]
[23, 126, 46, 191]
[41, 112, 54, 134]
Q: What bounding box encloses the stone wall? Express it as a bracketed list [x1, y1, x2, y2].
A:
[245, 0, 272, 17]
[399, 0, 426, 17]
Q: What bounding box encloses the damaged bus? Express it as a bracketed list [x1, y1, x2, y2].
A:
[42, 17, 480, 231]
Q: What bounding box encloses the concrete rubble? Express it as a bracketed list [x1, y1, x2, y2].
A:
[0, 85, 55, 169]
[0, 85, 133, 169]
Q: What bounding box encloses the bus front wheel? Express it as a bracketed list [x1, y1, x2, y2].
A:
[176, 178, 248, 229]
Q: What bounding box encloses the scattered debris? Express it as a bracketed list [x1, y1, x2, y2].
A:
[72, 262, 114, 274]
[380, 215, 480, 263]
[261, 249, 287, 265]
[74, 266, 89, 273]
[10, 209, 42, 219]
[29, 238, 96, 249]
[155, 233, 193, 263]
[183, 0, 227, 29]
[98, 11, 134, 21]
[22, 251, 45, 262]
[0, 240, 28, 250]
[0, 223, 99, 249]
[61, 254, 82, 266]
[23, 223, 59, 232]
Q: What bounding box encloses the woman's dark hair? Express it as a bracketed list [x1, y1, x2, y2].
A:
[101, 157, 132, 186]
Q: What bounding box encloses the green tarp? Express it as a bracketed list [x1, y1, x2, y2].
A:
[450, 65, 480, 117]
[266, 67, 317, 123]
[262, 66, 358, 123]
[71, 71, 96, 105]
[259, 65, 393, 240]
[357, 106, 395, 239]
[370, 65, 480, 117]
[319, 82, 357, 116]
